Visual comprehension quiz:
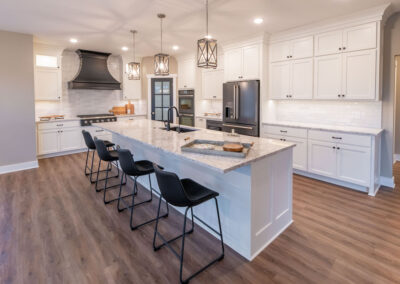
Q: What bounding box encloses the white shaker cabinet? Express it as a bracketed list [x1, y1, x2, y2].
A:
[195, 117, 207, 129]
[38, 129, 59, 155]
[315, 22, 377, 56]
[342, 49, 376, 100]
[314, 54, 342, 99]
[178, 58, 196, 89]
[123, 78, 141, 100]
[270, 36, 313, 62]
[308, 140, 337, 178]
[270, 62, 291, 99]
[224, 44, 260, 81]
[270, 58, 313, 99]
[336, 144, 371, 186]
[59, 128, 83, 152]
[35, 67, 62, 101]
[202, 69, 224, 100]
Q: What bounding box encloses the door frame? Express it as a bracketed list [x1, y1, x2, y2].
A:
[147, 74, 177, 122]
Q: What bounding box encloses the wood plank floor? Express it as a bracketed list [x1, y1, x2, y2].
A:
[1, 153, 400, 284]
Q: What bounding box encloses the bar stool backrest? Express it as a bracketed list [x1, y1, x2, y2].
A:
[82, 130, 96, 150]
[94, 138, 114, 161]
[153, 164, 191, 207]
[117, 149, 141, 176]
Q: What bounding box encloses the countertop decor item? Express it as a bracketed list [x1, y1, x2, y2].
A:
[181, 139, 252, 158]
[126, 30, 140, 80]
[109, 106, 127, 115]
[197, 0, 217, 68]
[154, 14, 169, 75]
[125, 101, 134, 114]
[39, 115, 65, 121]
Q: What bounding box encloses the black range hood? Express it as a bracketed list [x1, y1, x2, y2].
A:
[68, 49, 121, 90]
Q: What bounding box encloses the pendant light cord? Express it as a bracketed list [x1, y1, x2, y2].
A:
[160, 17, 163, 53]
[206, 0, 209, 37]
[132, 31, 135, 61]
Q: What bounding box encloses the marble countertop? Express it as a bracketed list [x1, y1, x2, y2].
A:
[196, 115, 222, 121]
[35, 113, 147, 123]
[95, 119, 295, 173]
[262, 121, 383, 136]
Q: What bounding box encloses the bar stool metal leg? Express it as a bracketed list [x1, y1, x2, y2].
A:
[153, 198, 224, 284]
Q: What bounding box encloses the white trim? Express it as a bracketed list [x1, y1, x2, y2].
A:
[146, 74, 178, 121]
[37, 148, 86, 159]
[394, 154, 400, 162]
[0, 160, 39, 175]
[380, 176, 395, 188]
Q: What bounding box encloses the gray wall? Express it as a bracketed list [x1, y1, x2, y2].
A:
[395, 55, 400, 155]
[0, 30, 36, 166]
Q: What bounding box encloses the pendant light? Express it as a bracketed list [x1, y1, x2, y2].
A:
[154, 14, 169, 76]
[126, 30, 140, 80]
[197, 0, 217, 68]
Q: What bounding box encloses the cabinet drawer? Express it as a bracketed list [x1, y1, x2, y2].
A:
[263, 125, 307, 139]
[37, 120, 80, 130]
[308, 130, 371, 147]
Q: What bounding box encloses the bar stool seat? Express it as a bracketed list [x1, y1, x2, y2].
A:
[106, 150, 119, 161]
[180, 179, 219, 206]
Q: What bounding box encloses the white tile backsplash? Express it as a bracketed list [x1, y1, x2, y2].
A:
[265, 100, 382, 129]
[35, 50, 147, 118]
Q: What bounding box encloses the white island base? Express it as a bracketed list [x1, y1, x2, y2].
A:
[113, 132, 293, 261]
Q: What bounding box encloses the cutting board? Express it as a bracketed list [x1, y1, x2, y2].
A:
[109, 106, 126, 115]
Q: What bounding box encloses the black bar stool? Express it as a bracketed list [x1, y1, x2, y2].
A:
[93, 138, 128, 204]
[117, 149, 169, 230]
[82, 130, 115, 183]
[152, 164, 224, 284]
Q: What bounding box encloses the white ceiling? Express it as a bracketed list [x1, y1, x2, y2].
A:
[0, 0, 399, 57]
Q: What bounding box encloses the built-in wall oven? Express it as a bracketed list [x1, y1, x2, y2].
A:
[178, 89, 195, 126]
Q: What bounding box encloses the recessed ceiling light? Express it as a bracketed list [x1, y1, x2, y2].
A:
[121, 46, 129, 51]
[253, 18, 263, 24]
[172, 45, 179, 50]
[70, 38, 78, 43]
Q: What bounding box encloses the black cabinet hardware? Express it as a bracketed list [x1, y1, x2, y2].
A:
[332, 146, 336, 149]
[56, 124, 63, 126]
[339, 47, 342, 51]
[96, 129, 104, 132]
[280, 130, 287, 133]
[332, 136, 342, 140]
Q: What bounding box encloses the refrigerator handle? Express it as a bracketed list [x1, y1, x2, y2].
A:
[236, 84, 240, 119]
[233, 84, 236, 119]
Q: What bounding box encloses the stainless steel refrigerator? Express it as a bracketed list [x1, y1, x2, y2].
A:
[222, 80, 260, 137]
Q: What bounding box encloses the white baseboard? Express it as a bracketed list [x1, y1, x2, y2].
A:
[380, 176, 395, 188]
[0, 160, 39, 175]
[37, 148, 86, 159]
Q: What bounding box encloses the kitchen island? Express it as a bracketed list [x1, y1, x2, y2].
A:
[95, 119, 295, 260]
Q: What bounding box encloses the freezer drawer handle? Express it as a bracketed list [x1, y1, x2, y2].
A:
[223, 124, 253, 130]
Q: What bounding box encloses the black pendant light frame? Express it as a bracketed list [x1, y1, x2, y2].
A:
[154, 14, 170, 76]
[197, 0, 217, 69]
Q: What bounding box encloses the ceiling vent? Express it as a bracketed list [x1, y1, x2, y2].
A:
[68, 49, 121, 90]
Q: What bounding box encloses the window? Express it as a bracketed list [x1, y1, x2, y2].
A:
[36, 55, 58, 68]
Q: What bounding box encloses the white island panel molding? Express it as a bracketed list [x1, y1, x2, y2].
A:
[95, 119, 295, 260]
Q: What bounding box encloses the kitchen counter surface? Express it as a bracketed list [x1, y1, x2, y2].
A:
[95, 119, 294, 173]
[36, 113, 147, 123]
[263, 121, 383, 136]
[196, 115, 222, 121]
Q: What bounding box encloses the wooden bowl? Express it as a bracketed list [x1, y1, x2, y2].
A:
[223, 143, 244, 152]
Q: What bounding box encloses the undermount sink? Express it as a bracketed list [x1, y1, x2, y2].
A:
[160, 126, 198, 133]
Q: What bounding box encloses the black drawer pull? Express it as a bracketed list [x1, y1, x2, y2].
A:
[56, 124, 63, 126]
[96, 130, 104, 132]
[280, 130, 287, 133]
[332, 136, 342, 140]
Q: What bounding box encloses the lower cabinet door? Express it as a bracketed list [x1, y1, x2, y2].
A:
[59, 128, 83, 152]
[286, 137, 308, 171]
[38, 130, 59, 155]
[308, 140, 337, 178]
[336, 144, 370, 186]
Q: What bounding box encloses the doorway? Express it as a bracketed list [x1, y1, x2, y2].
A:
[151, 78, 173, 122]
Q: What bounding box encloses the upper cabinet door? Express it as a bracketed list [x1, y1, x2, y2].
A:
[291, 58, 313, 99]
[315, 30, 343, 56]
[342, 49, 376, 100]
[343, 22, 377, 52]
[291, 36, 314, 60]
[314, 54, 342, 99]
[123, 77, 141, 100]
[270, 41, 291, 62]
[224, 48, 243, 81]
[35, 68, 61, 101]
[270, 62, 291, 99]
[202, 69, 224, 100]
[242, 45, 260, 80]
[178, 58, 195, 89]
